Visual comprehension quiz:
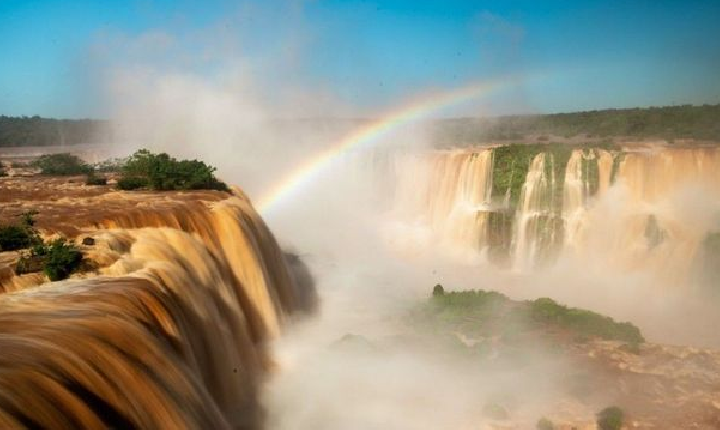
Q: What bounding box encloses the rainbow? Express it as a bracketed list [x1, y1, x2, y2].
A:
[256, 77, 524, 214]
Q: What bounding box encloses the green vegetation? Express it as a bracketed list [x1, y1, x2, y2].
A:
[0, 225, 34, 251]
[433, 104, 720, 144]
[118, 149, 228, 191]
[1, 211, 85, 281]
[432, 284, 445, 296]
[529, 297, 644, 344]
[31, 153, 91, 175]
[490, 144, 540, 205]
[0, 115, 109, 147]
[116, 176, 149, 190]
[412, 288, 644, 346]
[0, 210, 40, 252]
[41, 239, 83, 281]
[486, 143, 612, 268]
[2, 105, 718, 148]
[536, 417, 554, 430]
[489, 142, 577, 209]
[596, 406, 624, 430]
[16, 238, 83, 281]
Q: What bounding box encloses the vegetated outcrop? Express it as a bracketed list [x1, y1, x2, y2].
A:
[355, 288, 720, 429]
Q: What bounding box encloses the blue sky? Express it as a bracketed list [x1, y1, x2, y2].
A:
[1, 0, 719, 117]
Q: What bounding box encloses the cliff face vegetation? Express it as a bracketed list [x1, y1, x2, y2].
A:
[0, 176, 316, 429]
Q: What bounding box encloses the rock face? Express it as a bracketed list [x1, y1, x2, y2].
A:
[0, 176, 315, 429]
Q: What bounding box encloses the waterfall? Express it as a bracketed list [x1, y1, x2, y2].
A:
[512, 153, 553, 271]
[391, 149, 493, 258]
[388, 145, 720, 282]
[562, 150, 587, 250]
[579, 147, 720, 282]
[0, 192, 315, 429]
[596, 149, 614, 195]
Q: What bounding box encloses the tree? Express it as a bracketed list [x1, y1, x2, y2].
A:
[0, 211, 40, 251]
[43, 239, 83, 281]
[119, 149, 228, 192]
[432, 284, 445, 296]
[116, 176, 148, 190]
[31, 153, 90, 175]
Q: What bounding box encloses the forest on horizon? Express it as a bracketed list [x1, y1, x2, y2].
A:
[1, 103, 718, 147]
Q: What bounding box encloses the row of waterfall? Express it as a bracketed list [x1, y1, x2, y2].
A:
[388, 144, 720, 282]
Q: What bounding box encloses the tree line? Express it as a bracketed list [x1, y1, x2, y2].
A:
[0, 116, 110, 147]
[1, 104, 718, 147]
[432, 104, 720, 144]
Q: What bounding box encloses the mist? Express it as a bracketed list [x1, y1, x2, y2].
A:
[83, 4, 720, 428]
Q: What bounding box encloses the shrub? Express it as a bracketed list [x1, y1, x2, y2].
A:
[42, 239, 83, 281]
[121, 149, 228, 191]
[536, 417, 554, 430]
[0, 225, 33, 251]
[530, 297, 644, 344]
[30, 153, 91, 175]
[597, 406, 624, 430]
[116, 176, 148, 190]
[20, 210, 38, 228]
[0, 211, 39, 251]
[432, 284, 445, 296]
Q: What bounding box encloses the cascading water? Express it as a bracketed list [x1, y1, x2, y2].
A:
[0, 191, 315, 429]
[512, 152, 554, 271]
[562, 149, 588, 250]
[390, 149, 493, 259]
[388, 144, 720, 282]
[574, 146, 720, 282]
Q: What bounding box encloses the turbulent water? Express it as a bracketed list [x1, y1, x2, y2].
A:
[0, 193, 314, 429]
[389, 144, 720, 282]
